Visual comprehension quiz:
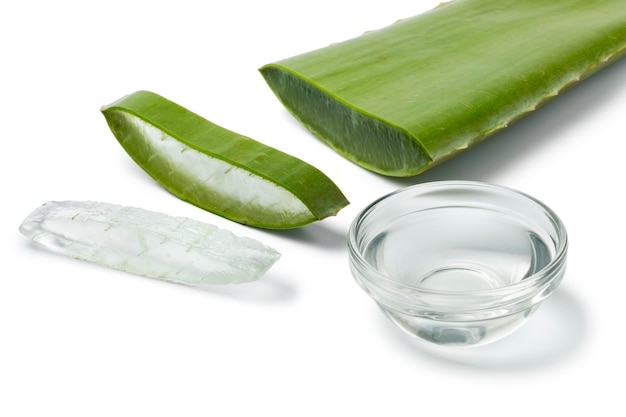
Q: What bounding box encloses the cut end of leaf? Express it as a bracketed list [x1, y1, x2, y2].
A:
[259, 65, 432, 177]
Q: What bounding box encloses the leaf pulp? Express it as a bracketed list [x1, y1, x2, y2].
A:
[19, 201, 281, 285]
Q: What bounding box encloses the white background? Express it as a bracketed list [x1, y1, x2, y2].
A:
[2, 1, 625, 415]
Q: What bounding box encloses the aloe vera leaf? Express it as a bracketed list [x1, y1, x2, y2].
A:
[19, 201, 281, 285]
[101, 91, 348, 229]
[260, 0, 626, 176]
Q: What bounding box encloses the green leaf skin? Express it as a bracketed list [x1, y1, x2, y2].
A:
[260, 0, 626, 176]
[101, 91, 349, 229]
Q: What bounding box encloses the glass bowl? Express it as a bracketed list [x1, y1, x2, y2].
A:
[348, 181, 568, 347]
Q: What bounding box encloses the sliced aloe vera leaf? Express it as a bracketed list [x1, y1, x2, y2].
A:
[101, 91, 348, 229]
[19, 201, 281, 285]
[260, 0, 626, 176]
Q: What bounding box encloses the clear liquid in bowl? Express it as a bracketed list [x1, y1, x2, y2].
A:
[364, 207, 554, 292]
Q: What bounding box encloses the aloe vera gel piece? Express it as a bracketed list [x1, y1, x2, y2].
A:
[260, 0, 626, 176]
[19, 201, 281, 285]
[101, 91, 348, 229]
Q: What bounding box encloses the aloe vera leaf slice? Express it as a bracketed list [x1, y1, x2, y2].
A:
[19, 201, 281, 285]
[260, 0, 626, 176]
[101, 91, 349, 229]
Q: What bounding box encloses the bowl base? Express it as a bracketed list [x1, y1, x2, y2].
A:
[381, 304, 540, 347]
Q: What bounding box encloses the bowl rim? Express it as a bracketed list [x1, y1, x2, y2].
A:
[348, 180, 568, 298]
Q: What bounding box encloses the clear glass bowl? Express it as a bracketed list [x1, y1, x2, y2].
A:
[348, 181, 568, 347]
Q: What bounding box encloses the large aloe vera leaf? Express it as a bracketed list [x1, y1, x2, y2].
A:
[101, 91, 348, 229]
[260, 0, 626, 176]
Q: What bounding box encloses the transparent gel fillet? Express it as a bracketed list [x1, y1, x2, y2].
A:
[19, 201, 281, 285]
